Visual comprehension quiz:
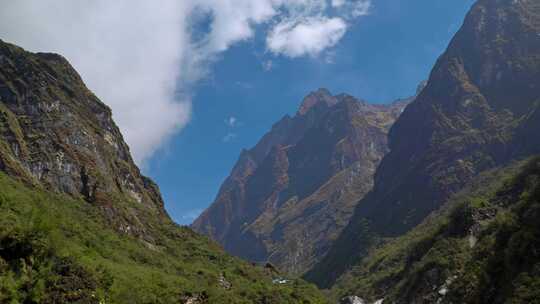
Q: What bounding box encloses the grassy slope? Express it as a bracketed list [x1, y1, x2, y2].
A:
[330, 157, 540, 304]
[0, 173, 327, 304]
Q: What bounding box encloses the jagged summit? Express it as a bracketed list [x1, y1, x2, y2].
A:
[297, 88, 340, 115]
[193, 88, 416, 274]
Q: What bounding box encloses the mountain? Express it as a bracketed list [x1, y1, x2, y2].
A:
[0, 40, 166, 238]
[331, 157, 540, 304]
[306, 0, 540, 288]
[0, 39, 326, 304]
[193, 89, 413, 274]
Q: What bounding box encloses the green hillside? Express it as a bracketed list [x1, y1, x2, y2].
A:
[331, 157, 540, 304]
[0, 172, 326, 304]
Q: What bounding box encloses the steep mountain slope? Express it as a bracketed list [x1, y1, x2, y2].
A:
[306, 0, 540, 287]
[0, 39, 166, 238]
[331, 157, 540, 304]
[0, 39, 326, 304]
[193, 89, 412, 274]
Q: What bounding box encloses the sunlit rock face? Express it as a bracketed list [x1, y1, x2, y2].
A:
[0, 40, 167, 238]
[193, 88, 412, 274]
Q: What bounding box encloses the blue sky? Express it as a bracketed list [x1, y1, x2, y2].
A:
[147, 0, 476, 225]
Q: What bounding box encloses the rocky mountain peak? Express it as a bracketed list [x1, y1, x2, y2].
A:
[193, 89, 415, 274]
[0, 39, 329, 304]
[297, 88, 339, 115]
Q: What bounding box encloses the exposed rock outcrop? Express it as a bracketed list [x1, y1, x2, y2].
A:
[0, 40, 168, 236]
[0, 39, 328, 304]
[193, 89, 412, 274]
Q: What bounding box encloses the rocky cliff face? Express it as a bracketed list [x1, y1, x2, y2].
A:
[0, 39, 327, 304]
[0, 40, 166, 238]
[306, 0, 540, 287]
[193, 89, 411, 274]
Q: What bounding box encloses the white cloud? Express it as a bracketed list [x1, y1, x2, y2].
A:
[223, 116, 239, 142]
[223, 132, 237, 142]
[181, 208, 204, 223]
[0, 1, 192, 164]
[332, 0, 346, 7]
[262, 60, 274, 71]
[325, 50, 338, 64]
[332, 0, 371, 18]
[226, 116, 238, 127]
[267, 17, 347, 57]
[0, 0, 371, 164]
[196, 0, 277, 53]
[193, 0, 371, 62]
[350, 1, 371, 17]
[264, 0, 371, 58]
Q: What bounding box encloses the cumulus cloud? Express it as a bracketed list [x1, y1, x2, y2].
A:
[0, 0, 371, 164]
[264, 0, 371, 57]
[267, 17, 347, 57]
[190, 0, 371, 64]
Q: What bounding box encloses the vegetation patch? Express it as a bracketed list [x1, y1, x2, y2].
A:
[0, 173, 326, 304]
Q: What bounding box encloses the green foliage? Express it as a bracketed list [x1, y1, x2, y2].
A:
[330, 157, 540, 304]
[0, 173, 326, 304]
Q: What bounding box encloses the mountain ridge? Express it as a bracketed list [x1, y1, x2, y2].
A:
[305, 0, 540, 288]
[0, 38, 327, 304]
[193, 88, 414, 274]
